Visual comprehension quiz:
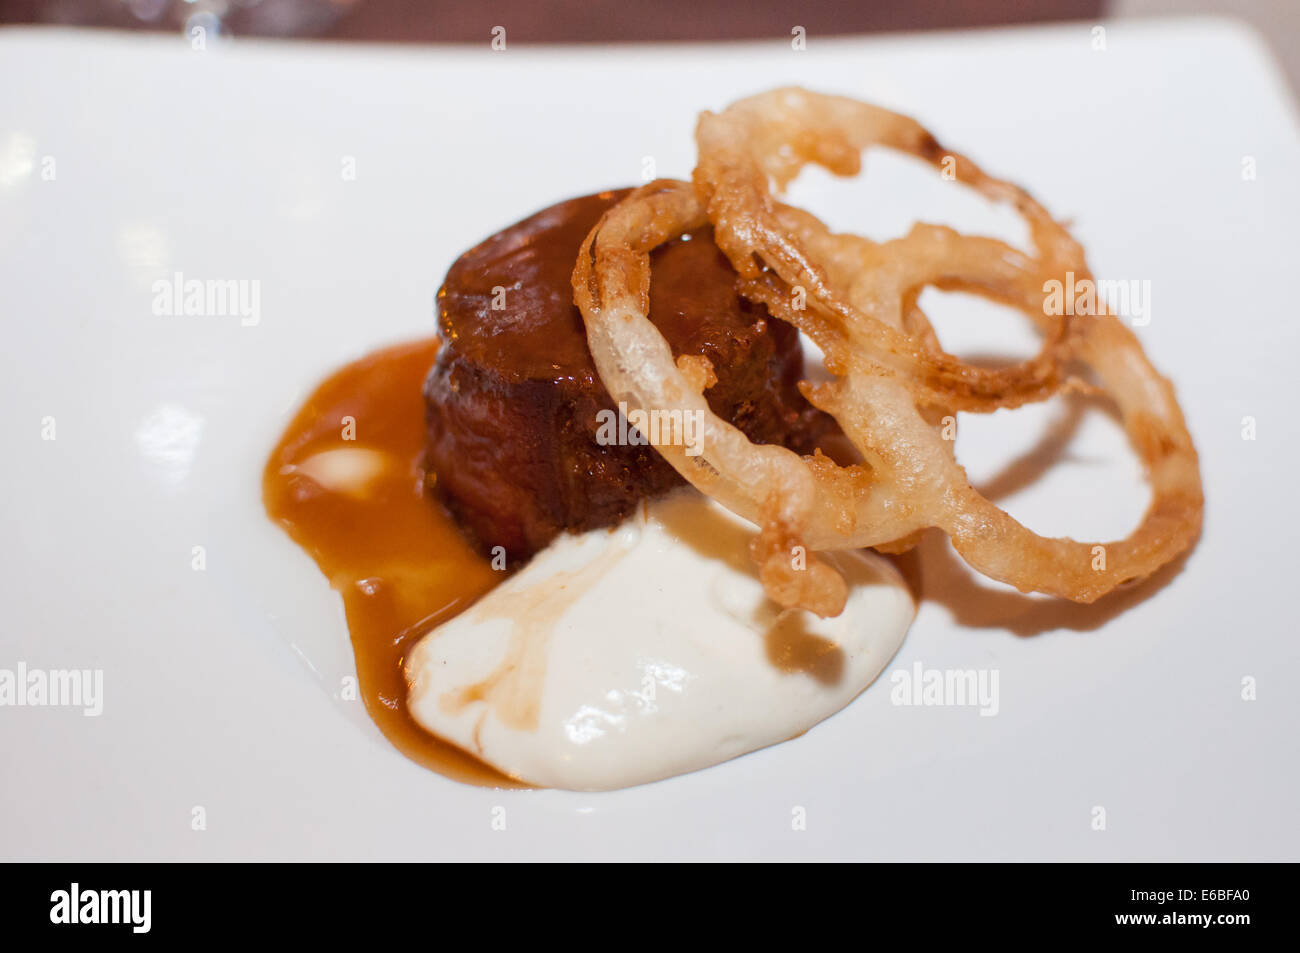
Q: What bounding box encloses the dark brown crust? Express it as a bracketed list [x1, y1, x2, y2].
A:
[424, 189, 830, 559]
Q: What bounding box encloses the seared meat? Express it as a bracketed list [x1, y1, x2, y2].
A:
[424, 189, 827, 559]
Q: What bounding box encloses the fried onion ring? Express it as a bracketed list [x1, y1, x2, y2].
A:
[695, 87, 1085, 413]
[573, 91, 1202, 615]
[573, 181, 849, 618]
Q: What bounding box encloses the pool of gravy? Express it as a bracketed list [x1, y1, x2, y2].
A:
[262, 337, 526, 788]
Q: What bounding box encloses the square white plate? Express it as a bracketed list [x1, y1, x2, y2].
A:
[1, 18, 1297, 861]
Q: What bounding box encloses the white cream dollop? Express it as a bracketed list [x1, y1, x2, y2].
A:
[405, 492, 914, 790]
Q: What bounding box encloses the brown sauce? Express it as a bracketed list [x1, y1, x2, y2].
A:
[262, 337, 526, 788]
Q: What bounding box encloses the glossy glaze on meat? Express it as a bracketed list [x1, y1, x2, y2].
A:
[424, 189, 827, 559]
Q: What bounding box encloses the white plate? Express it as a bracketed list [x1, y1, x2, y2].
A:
[1, 18, 1297, 861]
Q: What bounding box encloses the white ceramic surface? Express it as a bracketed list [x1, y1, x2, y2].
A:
[0, 18, 1296, 860]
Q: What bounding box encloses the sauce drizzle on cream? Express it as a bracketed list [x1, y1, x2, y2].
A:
[440, 543, 632, 732]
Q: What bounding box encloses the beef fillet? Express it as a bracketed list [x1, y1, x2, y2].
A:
[424, 189, 827, 560]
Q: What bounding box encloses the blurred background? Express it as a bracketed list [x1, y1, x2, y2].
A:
[1, 0, 1296, 94]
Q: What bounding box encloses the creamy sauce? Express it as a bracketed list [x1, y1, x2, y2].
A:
[440, 545, 632, 731]
[262, 338, 525, 788]
[405, 493, 915, 791]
